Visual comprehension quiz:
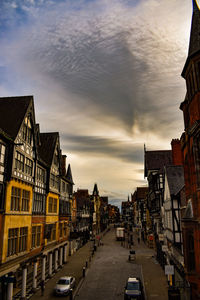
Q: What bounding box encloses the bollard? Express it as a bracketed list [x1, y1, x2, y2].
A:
[82, 267, 86, 277]
[69, 288, 73, 300]
[85, 260, 88, 268]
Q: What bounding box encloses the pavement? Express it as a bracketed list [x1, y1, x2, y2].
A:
[132, 237, 168, 300]
[30, 227, 168, 300]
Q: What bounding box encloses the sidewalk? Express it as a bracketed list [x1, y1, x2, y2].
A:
[133, 237, 168, 300]
[30, 240, 94, 300]
[30, 229, 108, 300]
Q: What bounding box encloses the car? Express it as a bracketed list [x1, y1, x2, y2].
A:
[124, 277, 143, 300]
[54, 276, 75, 296]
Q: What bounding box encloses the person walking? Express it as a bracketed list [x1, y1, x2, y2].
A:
[40, 280, 45, 296]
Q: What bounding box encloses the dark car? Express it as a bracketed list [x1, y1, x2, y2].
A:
[124, 277, 143, 300]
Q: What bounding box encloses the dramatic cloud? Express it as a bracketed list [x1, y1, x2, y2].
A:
[0, 0, 193, 206]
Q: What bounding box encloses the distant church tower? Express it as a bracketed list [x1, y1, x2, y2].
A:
[180, 1, 200, 298]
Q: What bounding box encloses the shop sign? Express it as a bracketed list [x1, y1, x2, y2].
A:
[165, 265, 174, 275]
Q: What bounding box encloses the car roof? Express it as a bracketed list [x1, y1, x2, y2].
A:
[128, 277, 139, 283]
[59, 276, 72, 280]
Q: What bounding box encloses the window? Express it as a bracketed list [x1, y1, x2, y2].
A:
[32, 226, 41, 248]
[11, 187, 30, 212]
[15, 151, 24, 172]
[193, 138, 200, 188]
[59, 223, 63, 238]
[19, 227, 28, 253]
[22, 190, 30, 211]
[25, 158, 33, 176]
[64, 223, 68, 236]
[48, 197, 53, 213]
[36, 166, 45, 183]
[11, 187, 21, 211]
[0, 144, 5, 164]
[33, 193, 45, 214]
[22, 117, 32, 145]
[7, 228, 18, 257]
[188, 233, 196, 271]
[52, 224, 56, 241]
[48, 197, 57, 213]
[50, 173, 59, 190]
[47, 223, 57, 242]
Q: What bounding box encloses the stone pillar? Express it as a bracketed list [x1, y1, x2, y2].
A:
[49, 252, 52, 277]
[32, 260, 38, 291]
[64, 244, 67, 263]
[7, 282, 13, 300]
[41, 255, 46, 281]
[55, 249, 58, 272]
[59, 247, 63, 266]
[21, 266, 27, 300]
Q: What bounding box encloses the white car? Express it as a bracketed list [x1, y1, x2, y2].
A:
[54, 276, 75, 296]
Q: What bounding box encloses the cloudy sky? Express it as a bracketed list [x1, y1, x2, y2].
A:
[0, 0, 194, 207]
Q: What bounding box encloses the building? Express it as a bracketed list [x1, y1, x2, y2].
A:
[0, 96, 74, 300]
[131, 187, 148, 240]
[180, 1, 200, 298]
[73, 189, 91, 246]
[163, 165, 188, 294]
[144, 149, 172, 238]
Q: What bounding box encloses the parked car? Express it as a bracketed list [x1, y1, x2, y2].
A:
[54, 276, 75, 296]
[124, 277, 143, 299]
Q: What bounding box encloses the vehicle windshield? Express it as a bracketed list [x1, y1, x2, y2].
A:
[127, 282, 140, 290]
[57, 279, 70, 285]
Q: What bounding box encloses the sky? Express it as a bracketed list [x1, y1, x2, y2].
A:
[0, 0, 194, 208]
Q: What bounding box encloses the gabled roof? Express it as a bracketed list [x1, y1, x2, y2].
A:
[165, 165, 184, 196]
[0, 96, 33, 140]
[66, 164, 74, 185]
[144, 150, 172, 177]
[38, 132, 59, 167]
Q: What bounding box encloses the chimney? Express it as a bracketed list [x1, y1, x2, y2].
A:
[171, 139, 183, 165]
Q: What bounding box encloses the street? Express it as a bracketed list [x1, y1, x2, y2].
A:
[30, 226, 168, 300]
[75, 227, 143, 300]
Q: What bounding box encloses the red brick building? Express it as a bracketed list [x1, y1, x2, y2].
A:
[180, 1, 200, 298]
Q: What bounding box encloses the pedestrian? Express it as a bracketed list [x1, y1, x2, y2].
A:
[138, 236, 140, 244]
[40, 280, 45, 296]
